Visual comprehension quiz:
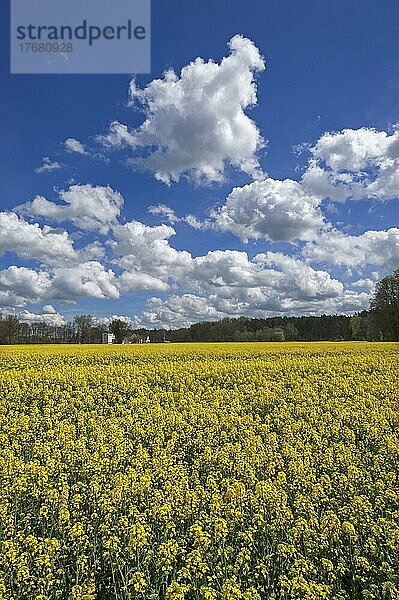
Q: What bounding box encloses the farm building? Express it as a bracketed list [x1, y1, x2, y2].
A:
[121, 334, 140, 344]
[101, 331, 115, 344]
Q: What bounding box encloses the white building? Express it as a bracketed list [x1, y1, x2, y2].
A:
[121, 334, 140, 344]
[102, 331, 115, 344]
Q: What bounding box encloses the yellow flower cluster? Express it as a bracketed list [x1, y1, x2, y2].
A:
[0, 342, 398, 599]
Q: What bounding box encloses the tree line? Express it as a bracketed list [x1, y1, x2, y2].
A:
[0, 269, 398, 344]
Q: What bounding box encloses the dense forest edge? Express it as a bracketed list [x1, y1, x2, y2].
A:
[1, 269, 398, 344]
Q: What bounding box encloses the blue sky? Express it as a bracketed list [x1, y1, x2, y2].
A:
[1, 0, 398, 328]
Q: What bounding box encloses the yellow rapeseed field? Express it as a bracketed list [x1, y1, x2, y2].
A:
[0, 342, 398, 600]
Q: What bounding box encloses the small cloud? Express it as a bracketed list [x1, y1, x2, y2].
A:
[148, 204, 179, 224]
[148, 203, 209, 231]
[35, 157, 62, 174]
[184, 214, 208, 230]
[325, 202, 338, 214]
[351, 278, 376, 291]
[64, 138, 88, 155]
[388, 121, 399, 134]
[292, 142, 311, 156]
[42, 304, 57, 314]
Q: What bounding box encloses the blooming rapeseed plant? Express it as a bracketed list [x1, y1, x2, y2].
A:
[0, 341, 398, 598]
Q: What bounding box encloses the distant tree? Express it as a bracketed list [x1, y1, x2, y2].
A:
[282, 323, 298, 341]
[349, 315, 365, 340]
[73, 315, 93, 343]
[150, 329, 168, 343]
[357, 310, 379, 341]
[369, 269, 399, 341]
[233, 329, 254, 342]
[18, 323, 31, 343]
[271, 329, 285, 342]
[109, 319, 132, 344]
[90, 323, 108, 344]
[3, 315, 21, 344]
[0, 314, 6, 344]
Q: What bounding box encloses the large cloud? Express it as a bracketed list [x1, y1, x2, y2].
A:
[136, 294, 230, 329]
[109, 219, 349, 315]
[184, 250, 344, 308]
[4, 113, 398, 321]
[18, 184, 124, 233]
[0, 204, 380, 319]
[131, 248, 347, 328]
[0, 266, 52, 306]
[202, 127, 399, 245]
[98, 35, 265, 184]
[17, 305, 66, 327]
[50, 262, 120, 300]
[0, 212, 77, 266]
[111, 220, 192, 284]
[213, 178, 324, 242]
[112, 222, 343, 302]
[303, 227, 399, 269]
[302, 127, 399, 202]
[186, 249, 339, 295]
[0, 261, 120, 307]
[311, 127, 397, 172]
[118, 271, 169, 293]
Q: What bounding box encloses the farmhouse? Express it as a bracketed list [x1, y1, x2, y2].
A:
[121, 334, 140, 344]
[101, 331, 115, 344]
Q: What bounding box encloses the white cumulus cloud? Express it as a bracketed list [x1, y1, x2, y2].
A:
[17, 184, 124, 233]
[303, 227, 399, 269]
[64, 138, 88, 155]
[311, 127, 395, 172]
[213, 178, 325, 242]
[18, 306, 66, 327]
[99, 35, 265, 184]
[0, 212, 77, 266]
[301, 127, 399, 202]
[51, 261, 120, 300]
[0, 261, 120, 307]
[134, 284, 369, 330]
[112, 220, 192, 285]
[0, 266, 52, 306]
[35, 157, 62, 174]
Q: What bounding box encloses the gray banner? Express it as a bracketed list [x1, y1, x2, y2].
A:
[11, 0, 151, 74]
